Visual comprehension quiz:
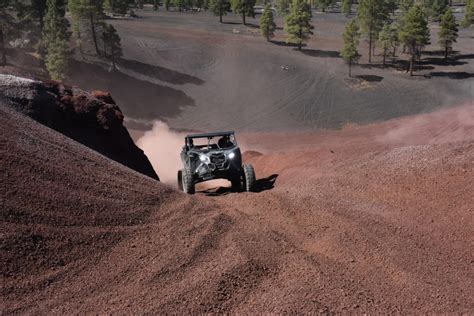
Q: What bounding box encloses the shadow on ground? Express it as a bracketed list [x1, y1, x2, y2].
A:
[67, 60, 196, 123]
[356, 74, 384, 82]
[117, 58, 205, 85]
[300, 48, 340, 58]
[428, 72, 474, 79]
[200, 174, 279, 196]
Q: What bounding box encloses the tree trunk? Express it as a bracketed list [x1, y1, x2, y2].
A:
[348, 60, 352, 77]
[298, 29, 302, 50]
[242, 12, 246, 25]
[409, 54, 414, 76]
[0, 27, 6, 66]
[368, 26, 372, 63]
[444, 43, 448, 60]
[383, 48, 386, 65]
[219, 8, 223, 23]
[89, 12, 101, 56]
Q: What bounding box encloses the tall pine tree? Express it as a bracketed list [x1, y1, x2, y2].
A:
[284, 0, 313, 50]
[377, 22, 391, 65]
[399, 4, 430, 75]
[340, 18, 360, 77]
[43, 0, 69, 80]
[357, 0, 389, 62]
[231, 0, 256, 25]
[341, 0, 352, 17]
[69, 0, 105, 56]
[461, 0, 473, 27]
[209, 0, 231, 22]
[260, 3, 276, 41]
[102, 23, 122, 68]
[438, 8, 458, 60]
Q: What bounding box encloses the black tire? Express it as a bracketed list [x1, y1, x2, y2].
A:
[181, 168, 195, 194]
[242, 164, 256, 192]
[177, 170, 183, 191]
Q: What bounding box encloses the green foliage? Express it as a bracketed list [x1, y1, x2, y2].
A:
[430, 0, 446, 21]
[340, 18, 360, 76]
[438, 8, 458, 58]
[209, 0, 231, 21]
[260, 3, 276, 40]
[172, 0, 187, 10]
[398, 0, 413, 13]
[102, 23, 122, 64]
[357, 0, 389, 62]
[43, 0, 69, 80]
[341, 0, 352, 17]
[461, 0, 473, 27]
[377, 22, 392, 63]
[276, 0, 290, 16]
[399, 4, 430, 74]
[68, 0, 105, 55]
[231, 0, 256, 24]
[284, 0, 313, 49]
[316, 0, 335, 12]
[104, 0, 129, 14]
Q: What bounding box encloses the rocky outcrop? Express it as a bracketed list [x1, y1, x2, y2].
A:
[0, 74, 159, 180]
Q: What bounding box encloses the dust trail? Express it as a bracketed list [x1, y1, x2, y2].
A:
[378, 103, 474, 146]
[136, 121, 186, 184]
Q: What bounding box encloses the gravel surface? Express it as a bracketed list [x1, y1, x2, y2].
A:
[1, 100, 473, 313]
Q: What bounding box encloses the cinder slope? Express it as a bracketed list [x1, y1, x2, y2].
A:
[1, 101, 473, 313]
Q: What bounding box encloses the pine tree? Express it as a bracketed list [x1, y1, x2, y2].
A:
[69, 0, 105, 56]
[357, 0, 389, 62]
[317, 0, 334, 12]
[398, 0, 413, 13]
[461, 0, 473, 27]
[209, 0, 231, 22]
[284, 0, 313, 50]
[0, 0, 30, 65]
[102, 23, 122, 68]
[388, 22, 399, 58]
[378, 22, 391, 65]
[438, 8, 458, 60]
[276, 0, 290, 16]
[340, 19, 360, 77]
[31, 0, 47, 29]
[431, 0, 446, 21]
[173, 0, 186, 11]
[260, 3, 276, 40]
[231, 0, 256, 25]
[341, 0, 352, 17]
[104, 0, 129, 14]
[43, 0, 69, 80]
[399, 4, 430, 75]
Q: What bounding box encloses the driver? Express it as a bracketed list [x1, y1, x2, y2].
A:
[218, 135, 233, 148]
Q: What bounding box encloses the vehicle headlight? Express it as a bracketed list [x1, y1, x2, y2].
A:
[199, 154, 209, 162]
[228, 152, 235, 159]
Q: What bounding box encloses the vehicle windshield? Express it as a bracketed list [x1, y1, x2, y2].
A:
[187, 134, 236, 151]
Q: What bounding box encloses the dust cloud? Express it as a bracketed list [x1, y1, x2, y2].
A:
[136, 121, 186, 184]
[378, 103, 474, 146]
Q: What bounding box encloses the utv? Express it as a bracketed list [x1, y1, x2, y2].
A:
[177, 131, 256, 194]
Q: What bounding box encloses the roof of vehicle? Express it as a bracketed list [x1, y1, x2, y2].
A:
[185, 131, 235, 139]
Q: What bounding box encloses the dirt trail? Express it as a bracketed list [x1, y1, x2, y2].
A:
[1, 102, 473, 313]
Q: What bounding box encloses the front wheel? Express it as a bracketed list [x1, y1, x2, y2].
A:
[180, 168, 195, 194]
[242, 164, 256, 192]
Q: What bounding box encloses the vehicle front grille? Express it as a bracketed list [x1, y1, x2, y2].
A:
[210, 153, 226, 165]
